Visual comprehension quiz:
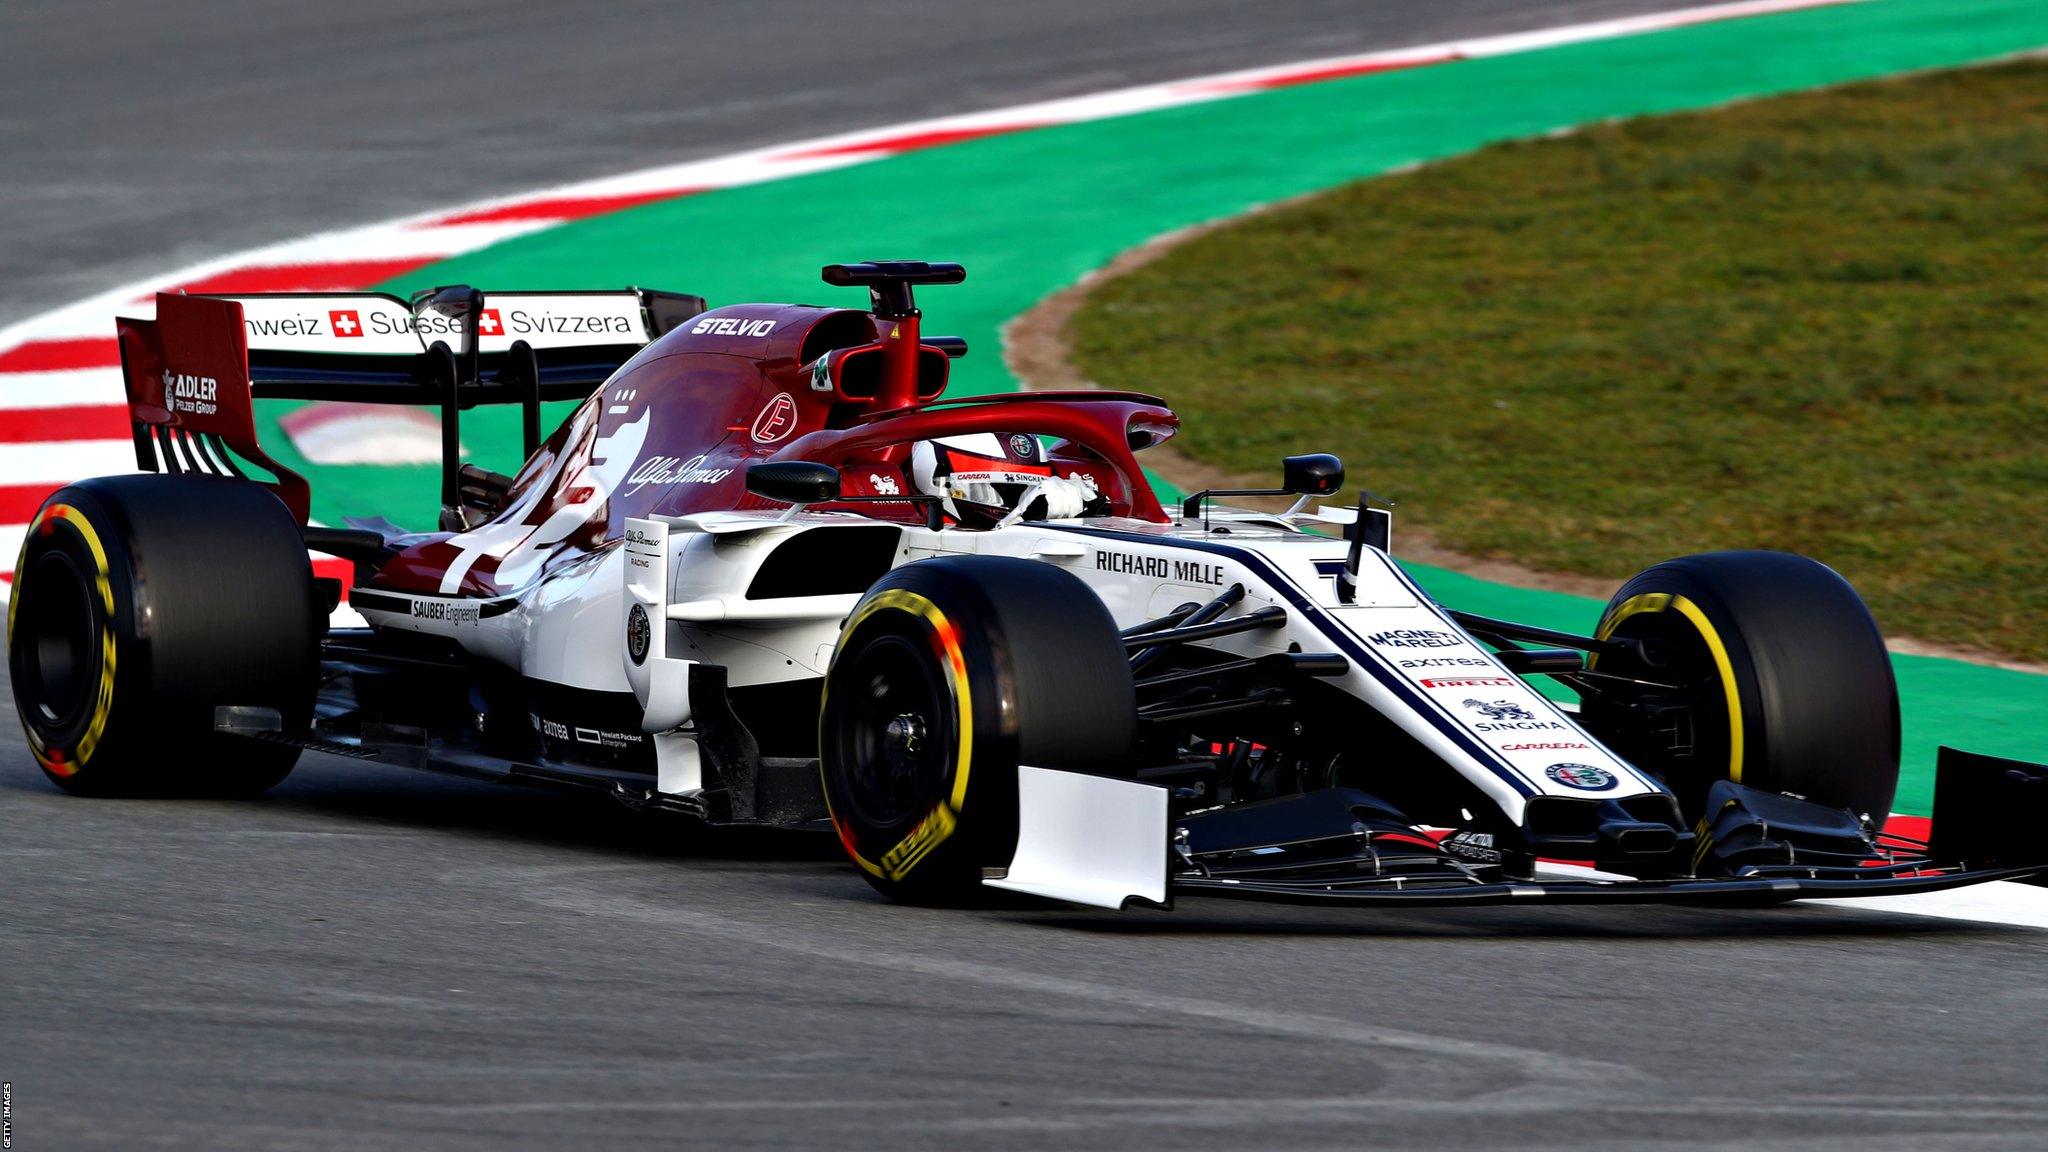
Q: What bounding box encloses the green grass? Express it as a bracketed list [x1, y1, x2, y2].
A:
[1070, 61, 2048, 662]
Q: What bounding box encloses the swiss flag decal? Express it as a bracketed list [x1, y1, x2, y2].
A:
[329, 310, 362, 337]
[478, 308, 503, 336]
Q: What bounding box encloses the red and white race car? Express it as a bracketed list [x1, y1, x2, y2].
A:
[11, 261, 2044, 909]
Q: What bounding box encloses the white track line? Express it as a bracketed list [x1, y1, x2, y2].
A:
[0, 369, 124, 411]
[0, 440, 139, 485]
[1819, 881, 2048, 931]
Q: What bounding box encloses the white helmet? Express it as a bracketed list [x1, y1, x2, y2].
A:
[910, 433, 1097, 528]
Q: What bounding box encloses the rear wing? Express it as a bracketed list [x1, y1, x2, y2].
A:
[115, 287, 705, 523]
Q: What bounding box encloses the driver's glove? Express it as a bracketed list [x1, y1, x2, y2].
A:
[1016, 474, 1104, 521]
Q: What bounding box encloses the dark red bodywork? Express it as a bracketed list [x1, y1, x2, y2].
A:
[372, 303, 1179, 597]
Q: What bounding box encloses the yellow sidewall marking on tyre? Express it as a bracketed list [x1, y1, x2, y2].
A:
[1596, 591, 1743, 784]
[822, 588, 974, 882]
[7, 513, 32, 642]
[1592, 592, 1672, 653]
[20, 503, 120, 777]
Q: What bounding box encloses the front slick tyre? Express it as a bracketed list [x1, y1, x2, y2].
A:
[8, 475, 318, 797]
[820, 556, 1135, 905]
[1582, 550, 1899, 824]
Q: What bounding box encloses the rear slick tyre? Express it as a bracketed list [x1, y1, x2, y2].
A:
[8, 475, 319, 797]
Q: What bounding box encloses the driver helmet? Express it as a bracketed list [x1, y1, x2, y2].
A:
[909, 432, 1053, 528]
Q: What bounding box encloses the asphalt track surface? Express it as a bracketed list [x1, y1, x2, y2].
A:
[6, 3, 2048, 1149]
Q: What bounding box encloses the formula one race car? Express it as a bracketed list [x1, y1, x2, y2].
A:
[12, 260, 2046, 909]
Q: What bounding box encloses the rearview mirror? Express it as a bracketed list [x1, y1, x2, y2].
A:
[745, 461, 841, 506]
[412, 283, 484, 320]
[1282, 453, 1344, 496]
[1180, 452, 1350, 521]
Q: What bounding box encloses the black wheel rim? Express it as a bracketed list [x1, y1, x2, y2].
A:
[1593, 609, 1733, 807]
[835, 624, 955, 831]
[18, 550, 99, 730]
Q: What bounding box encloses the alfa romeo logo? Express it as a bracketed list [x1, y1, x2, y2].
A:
[627, 603, 651, 665]
[1545, 763, 1616, 791]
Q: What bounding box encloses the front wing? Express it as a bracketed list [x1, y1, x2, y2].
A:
[1173, 865, 2048, 908]
[991, 747, 2048, 911]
